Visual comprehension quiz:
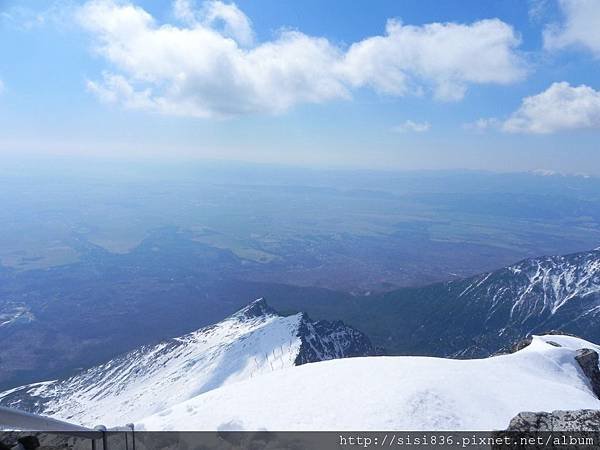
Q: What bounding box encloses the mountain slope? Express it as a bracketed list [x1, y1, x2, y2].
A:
[447, 249, 600, 356]
[278, 248, 600, 358]
[136, 335, 600, 431]
[0, 299, 375, 427]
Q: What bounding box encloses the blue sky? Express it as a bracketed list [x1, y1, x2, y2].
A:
[0, 0, 599, 173]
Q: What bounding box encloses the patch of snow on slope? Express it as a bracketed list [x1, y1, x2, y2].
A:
[0, 301, 303, 427]
[504, 252, 600, 318]
[136, 335, 600, 431]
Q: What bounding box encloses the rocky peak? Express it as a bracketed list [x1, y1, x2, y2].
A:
[233, 298, 279, 320]
[295, 316, 379, 365]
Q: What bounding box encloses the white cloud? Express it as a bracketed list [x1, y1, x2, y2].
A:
[77, 0, 348, 118]
[343, 19, 525, 101]
[0, 79, 4, 94]
[201, 0, 254, 47]
[392, 120, 431, 133]
[173, 0, 196, 24]
[544, 0, 600, 57]
[173, 0, 254, 46]
[77, 0, 526, 118]
[86, 73, 157, 111]
[502, 82, 600, 133]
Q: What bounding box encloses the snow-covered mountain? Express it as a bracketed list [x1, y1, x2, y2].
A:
[0, 298, 376, 427]
[459, 249, 600, 321]
[360, 248, 600, 358]
[135, 335, 600, 431]
[448, 249, 600, 356]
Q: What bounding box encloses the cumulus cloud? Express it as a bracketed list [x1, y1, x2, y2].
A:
[77, 0, 526, 118]
[544, 0, 600, 57]
[77, 0, 348, 118]
[343, 19, 525, 101]
[502, 82, 600, 133]
[392, 120, 431, 133]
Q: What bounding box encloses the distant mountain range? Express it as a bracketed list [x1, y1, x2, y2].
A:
[0, 299, 375, 427]
[275, 248, 600, 358]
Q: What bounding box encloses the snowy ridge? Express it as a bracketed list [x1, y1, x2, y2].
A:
[509, 254, 600, 317]
[433, 249, 600, 357]
[0, 299, 375, 427]
[453, 249, 600, 325]
[135, 335, 600, 431]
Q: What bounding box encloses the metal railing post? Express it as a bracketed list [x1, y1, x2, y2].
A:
[127, 422, 136, 450]
[94, 425, 108, 450]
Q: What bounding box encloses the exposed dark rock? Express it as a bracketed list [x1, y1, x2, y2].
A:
[294, 313, 380, 365]
[575, 349, 600, 399]
[510, 337, 534, 353]
[507, 411, 554, 432]
[507, 410, 600, 432]
[17, 436, 40, 450]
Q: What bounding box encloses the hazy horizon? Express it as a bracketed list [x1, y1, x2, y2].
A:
[1, 0, 599, 173]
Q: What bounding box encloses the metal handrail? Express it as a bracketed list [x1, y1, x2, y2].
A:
[0, 406, 140, 450]
[0, 406, 101, 437]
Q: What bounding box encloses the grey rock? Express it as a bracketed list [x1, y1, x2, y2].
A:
[507, 409, 600, 432]
[295, 313, 379, 365]
[575, 349, 600, 399]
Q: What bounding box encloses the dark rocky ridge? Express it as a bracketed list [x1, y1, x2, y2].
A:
[295, 313, 380, 365]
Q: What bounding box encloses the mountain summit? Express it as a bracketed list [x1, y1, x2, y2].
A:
[0, 299, 376, 427]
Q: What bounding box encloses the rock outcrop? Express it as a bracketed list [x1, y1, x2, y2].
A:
[507, 409, 600, 432]
[575, 349, 600, 399]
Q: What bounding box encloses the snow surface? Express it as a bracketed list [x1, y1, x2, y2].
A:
[0, 303, 303, 427]
[0, 298, 375, 429]
[136, 335, 600, 431]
